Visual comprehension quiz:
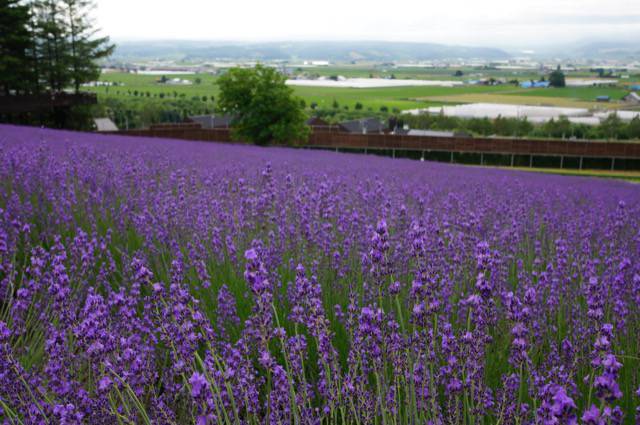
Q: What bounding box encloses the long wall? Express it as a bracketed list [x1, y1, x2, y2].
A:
[115, 127, 232, 142]
[109, 126, 640, 170]
[307, 132, 640, 159]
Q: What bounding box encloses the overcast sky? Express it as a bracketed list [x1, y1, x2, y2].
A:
[96, 0, 639, 48]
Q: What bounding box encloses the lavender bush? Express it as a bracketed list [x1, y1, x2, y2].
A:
[0, 124, 639, 424]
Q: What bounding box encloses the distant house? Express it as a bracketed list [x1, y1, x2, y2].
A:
[306, 116, 329, 127]
[339, 118, 386, 134]
[187, 114, 234, 129]
[404, 129, 472, 138]
[93, 118, 118, 132]
[596, 95, 611, 103]
[520, 81, 550, 89]
[305, 116, 343, 132]
[629, 85, 640, 91]
[623, 92, 640, 105]
[407, 129, 455, 137]
[164, 78, 193, 86]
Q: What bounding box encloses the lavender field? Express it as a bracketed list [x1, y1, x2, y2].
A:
[1, 124, 640, 424]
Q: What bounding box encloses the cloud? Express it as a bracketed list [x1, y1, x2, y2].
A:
[95, 0, 640, 47]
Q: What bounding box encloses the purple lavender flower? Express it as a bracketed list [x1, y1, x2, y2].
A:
[189, 372, 207, 398]
[1, 124, 640, 423]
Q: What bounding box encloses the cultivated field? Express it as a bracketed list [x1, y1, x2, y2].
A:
[416, 93, 628, 109]
[1, 124, 640, 423]
[287, 84, 511, 111]
[510, 86, 631, 101]
[298, 65, 583, 83]
[92, 71, 638, 113]
[91, 72, 514, 111]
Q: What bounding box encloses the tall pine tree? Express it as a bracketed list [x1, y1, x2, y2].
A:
[0, 0, 35, 95]
[1, 0, 115, 128]
[62, 0, 114, 93]
[32, 0, 71, 92]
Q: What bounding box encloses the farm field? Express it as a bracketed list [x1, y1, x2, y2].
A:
[414, 86, 634, 110]
[416, 93, 628, 109]
[92, 71, 638, 115]
[91, 72, 516, 111]
[299, 65, 577, 83]
[286, 84, 512, 111]
[510, 86, 631, 101]
[91, 71, 220, 98]
[1, 124, 640, 423]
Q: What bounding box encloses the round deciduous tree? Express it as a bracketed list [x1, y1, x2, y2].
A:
[549, 66, 566, 88]
[217, 65, 309, 146]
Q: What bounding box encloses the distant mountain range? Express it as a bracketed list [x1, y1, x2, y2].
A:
[111, 41, 512, 62]
[530, 41, 640, 61]
[570, 41, 640, 61]
[110, 40, 640, 63]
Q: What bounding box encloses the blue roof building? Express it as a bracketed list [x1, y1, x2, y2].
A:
[520, 81, 551, 89]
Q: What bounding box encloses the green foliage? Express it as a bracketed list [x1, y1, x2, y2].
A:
[0, 0, 114, 128]
[402, 112, 640, 141]
[542, 117, 571, 138]
[62, 0, 115, 92]
[86, 71, 639, 139]
[216, 65, 309, 146]
[310, 107, 391, 124]
[465, 117, 494, 136]
[0, 0, 35, 95]
[27, 0, 113, 93]
[628, 116, 640, 140]
[493, 115, 534, 137]
[32, 0, 71, 92]
[549, 66, 566, 88]
[95, 95, 213, 129]
[515, 117, 534, 137]
[599, 113, 624, 140]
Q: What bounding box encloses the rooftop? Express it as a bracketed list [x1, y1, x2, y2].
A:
[94, 117, 118, 132]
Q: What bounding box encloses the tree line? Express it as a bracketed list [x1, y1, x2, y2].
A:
[1, 0, 113, 126]
[98, 96, 217, 130]
[402, 112, 640, 141]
